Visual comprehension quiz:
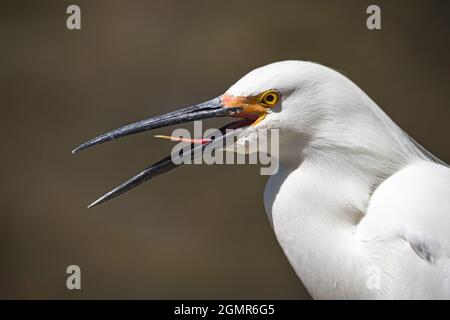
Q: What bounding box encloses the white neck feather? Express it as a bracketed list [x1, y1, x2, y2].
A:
[263, 97, 432, 298]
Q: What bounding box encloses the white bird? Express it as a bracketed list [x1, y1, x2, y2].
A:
[74, 60, 450, 299]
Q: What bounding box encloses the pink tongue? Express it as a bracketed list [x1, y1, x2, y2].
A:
[154, 135, 211, 145]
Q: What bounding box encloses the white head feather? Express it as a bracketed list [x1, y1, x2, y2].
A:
[227, 61, 441, 184]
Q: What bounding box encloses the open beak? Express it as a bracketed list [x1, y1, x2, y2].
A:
[73, 96, 259, 208]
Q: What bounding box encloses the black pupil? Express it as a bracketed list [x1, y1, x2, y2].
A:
[266, 94, 274, 102]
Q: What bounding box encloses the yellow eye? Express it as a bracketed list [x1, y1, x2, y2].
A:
[259, 90, 280, 107]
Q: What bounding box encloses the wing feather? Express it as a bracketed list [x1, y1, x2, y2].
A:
[357, 161, 450, 298]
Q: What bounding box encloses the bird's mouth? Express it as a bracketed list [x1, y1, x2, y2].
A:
[72, 95, 266, 207]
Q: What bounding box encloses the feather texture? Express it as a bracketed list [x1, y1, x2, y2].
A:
[228, 61, 449, 299]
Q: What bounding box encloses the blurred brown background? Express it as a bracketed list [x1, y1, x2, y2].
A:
[0, 0, 449, 299]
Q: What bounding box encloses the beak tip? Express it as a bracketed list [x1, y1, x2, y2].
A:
[87, 199, 100, 209]
[72, 143, 89, 154]
[72, 144, 85, 154]
[87, 188, 118, 208]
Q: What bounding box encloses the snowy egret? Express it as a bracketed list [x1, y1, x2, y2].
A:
[73, 61, 450, 299]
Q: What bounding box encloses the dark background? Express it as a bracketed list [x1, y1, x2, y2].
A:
[0, 0, 449, 299]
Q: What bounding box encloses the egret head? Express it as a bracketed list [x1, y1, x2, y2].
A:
[224, 61, 385, 159]
[74, 60, 409, 207]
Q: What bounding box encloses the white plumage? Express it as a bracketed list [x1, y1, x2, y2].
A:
[227, 61, 450, 299]
[75, 59, 449, 299]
